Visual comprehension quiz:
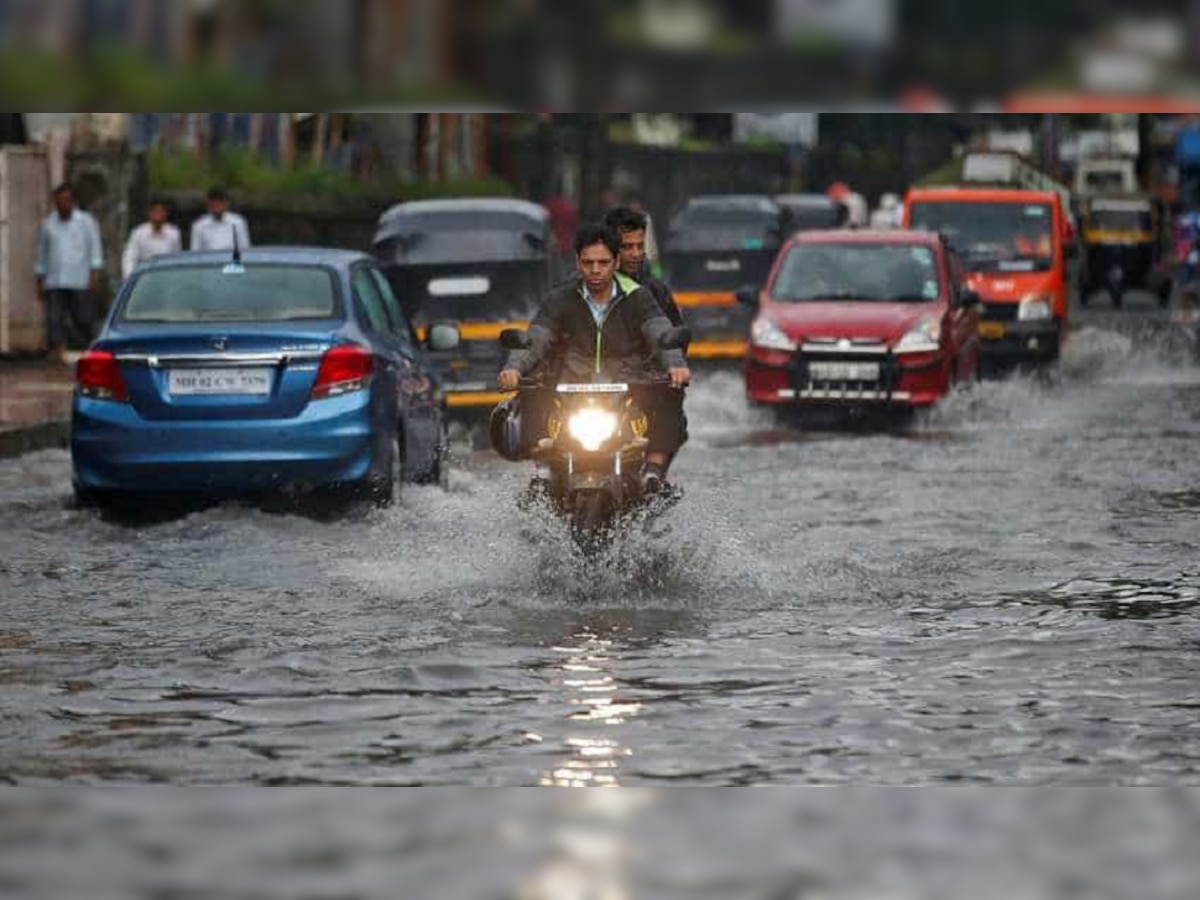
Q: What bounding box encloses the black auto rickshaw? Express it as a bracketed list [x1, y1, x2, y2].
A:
[1079, 194, 1172, 309]
[661, 195, 786, 361]
[774, 193, 848, 235]
[372, 198, 560, 416]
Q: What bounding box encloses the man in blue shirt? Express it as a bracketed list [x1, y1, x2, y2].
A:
[35, 183, 105, 363]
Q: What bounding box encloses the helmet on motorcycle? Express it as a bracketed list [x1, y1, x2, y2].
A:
[489, 396, 523, 461]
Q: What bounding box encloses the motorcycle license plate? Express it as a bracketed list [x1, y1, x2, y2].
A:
[809, 362, 880, 381]
[979, 322, 1007, 340]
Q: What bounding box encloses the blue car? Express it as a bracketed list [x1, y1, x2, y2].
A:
[72, 247, 458, 508]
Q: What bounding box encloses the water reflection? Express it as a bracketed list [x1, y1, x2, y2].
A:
[541, 633, 641, 788]
[1002, 576, 1200, 621]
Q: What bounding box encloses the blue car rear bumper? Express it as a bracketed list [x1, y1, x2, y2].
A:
[71, 393, 378, 493]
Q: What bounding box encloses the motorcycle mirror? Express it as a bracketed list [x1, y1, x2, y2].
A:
[500, 328, 531, 350]
[659, 326, 692, 350]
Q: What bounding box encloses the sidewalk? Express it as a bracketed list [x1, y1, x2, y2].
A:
[0, 360, 74, 458]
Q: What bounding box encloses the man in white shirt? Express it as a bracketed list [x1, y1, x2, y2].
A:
[122, 198, 182, 279]
[35, 183, 105, 363]
[189, 187, 251, 252]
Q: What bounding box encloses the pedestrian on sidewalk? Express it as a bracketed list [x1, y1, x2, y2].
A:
[35, 183, 104, 364]
[121, 197, 182, 279]
[189, 187, 251, 252]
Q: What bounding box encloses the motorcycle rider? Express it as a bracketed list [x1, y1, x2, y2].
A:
[603, 206, 686, 328]
[498, 224, 690, 493]
[604, 205, 690, 464]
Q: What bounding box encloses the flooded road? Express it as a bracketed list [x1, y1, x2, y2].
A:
[2, 302, 1200, 790]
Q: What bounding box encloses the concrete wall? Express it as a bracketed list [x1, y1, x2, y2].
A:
[0, 146, 50, 354]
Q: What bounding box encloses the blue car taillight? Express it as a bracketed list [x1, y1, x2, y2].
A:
[76, 350, 129, 402]
[311, 345, 374, 399]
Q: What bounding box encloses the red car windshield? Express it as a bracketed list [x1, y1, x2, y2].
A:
[770, 243, 942, 303]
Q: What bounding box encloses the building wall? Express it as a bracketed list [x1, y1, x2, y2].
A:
[0, 146, 50, 354]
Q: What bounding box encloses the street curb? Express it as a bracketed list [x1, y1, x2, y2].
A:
[0, 421, 70, 459]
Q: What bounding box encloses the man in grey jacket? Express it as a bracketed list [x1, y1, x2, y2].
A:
[498, 224, 690, 491]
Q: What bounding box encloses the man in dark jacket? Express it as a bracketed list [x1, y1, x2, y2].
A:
[603, 206, 685, 328]
[605, 205, 690, 457]
[498, 225, 690, 491]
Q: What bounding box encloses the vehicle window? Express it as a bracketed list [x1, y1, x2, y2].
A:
[771, 243, 942, 303]
[1090, 208, 1152, 232]
[369, 268, 417, 346]
[1085, 171, 1128, 193]
[784, 205, 842, 231]
[674, 206, 779, 231]
[908, 202, 1056, 273]
[352, 267, 393, 334]
[122, 265, 340, 323]
[389, 262, 543, 324]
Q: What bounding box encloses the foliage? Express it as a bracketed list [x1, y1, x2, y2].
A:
[0, 47, 479, 107]
[149, 149, 514, 206]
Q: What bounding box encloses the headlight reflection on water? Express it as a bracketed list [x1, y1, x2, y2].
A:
[540, 634, 642, 789]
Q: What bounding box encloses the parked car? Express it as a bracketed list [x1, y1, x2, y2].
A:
[743, 229, 981, 413]
[71, 247, 455, 509]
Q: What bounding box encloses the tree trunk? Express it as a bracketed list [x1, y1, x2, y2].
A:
[312, 113, 328, 165]
[248, 113, 264, 154]
[279, 114, 297, 170]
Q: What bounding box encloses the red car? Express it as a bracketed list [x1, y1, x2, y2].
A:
[743, 229, 981, 411]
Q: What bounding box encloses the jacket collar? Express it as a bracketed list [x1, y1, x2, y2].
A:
[578, 277, 619, 306]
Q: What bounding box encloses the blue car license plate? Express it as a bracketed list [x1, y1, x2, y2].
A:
[168, 368, 273, 396]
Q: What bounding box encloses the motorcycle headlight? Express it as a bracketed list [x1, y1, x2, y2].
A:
[894, 317, 942, 355]
[567, 408, 618, 452]
[1018, 295, 1054, 321]
[750, 317, 796, 352]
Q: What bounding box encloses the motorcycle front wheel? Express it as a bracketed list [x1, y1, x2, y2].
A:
[570, 491, 615, 556]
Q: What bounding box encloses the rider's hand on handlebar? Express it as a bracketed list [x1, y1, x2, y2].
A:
[498, 369, 521, 391]
[669, 366, 691, 388]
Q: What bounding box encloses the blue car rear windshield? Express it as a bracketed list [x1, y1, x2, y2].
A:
[122, 265, 340, 323]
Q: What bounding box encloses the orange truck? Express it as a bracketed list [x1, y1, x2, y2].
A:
[903, 187, 1070, 365]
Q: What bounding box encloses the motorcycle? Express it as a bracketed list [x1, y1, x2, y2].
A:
[497, 326, 690, 553]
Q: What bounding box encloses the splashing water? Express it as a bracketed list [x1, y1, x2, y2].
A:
[924, 323, 1200, 433]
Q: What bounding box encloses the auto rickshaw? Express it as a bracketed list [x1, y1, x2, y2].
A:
[661, 195, 786, 360]
[1079, 194, 1173, 309]
[774, 193, 848, 235]
[372, 198, 561, 417]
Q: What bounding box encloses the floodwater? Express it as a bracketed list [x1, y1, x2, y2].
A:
[2, 302, 1200, 894]
[3, 310, 1200, 789]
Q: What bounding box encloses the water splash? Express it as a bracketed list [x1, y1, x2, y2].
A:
[682, 369, 772, 441]
[924, 323, 1200, 433]
[509, 489, 773, 608]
